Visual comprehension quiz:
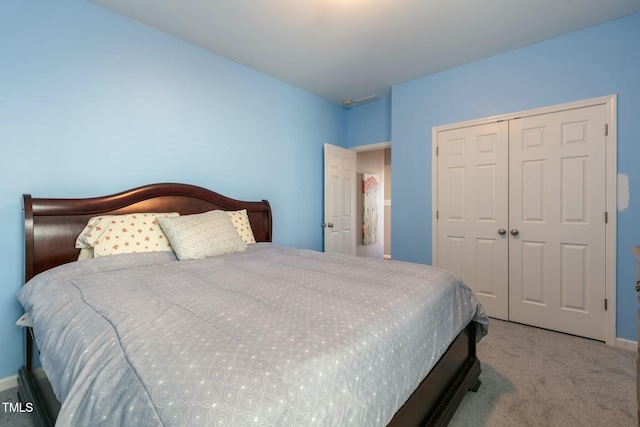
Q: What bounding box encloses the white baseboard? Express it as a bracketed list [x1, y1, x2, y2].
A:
[0, 375, 18, 392]
[616, 337, 638, 351]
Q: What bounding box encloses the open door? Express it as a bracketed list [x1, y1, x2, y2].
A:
[323, 143, 356, 255]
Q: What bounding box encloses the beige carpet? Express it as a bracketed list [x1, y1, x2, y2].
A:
[0, 387, 36, 427]
[449, 319, 636, 427]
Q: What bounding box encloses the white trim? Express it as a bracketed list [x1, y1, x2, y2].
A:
[0, 375, 18, 392]
[431, 127, 439, 267]
[432, 95, 616, 132]
[616, 337, 637, 352]
[351, 141, 391, 152]
[432, 95, 617, 346]
[604, 96, 617, 347]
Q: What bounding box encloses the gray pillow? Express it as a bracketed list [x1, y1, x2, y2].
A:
[157, 210, 247, 260]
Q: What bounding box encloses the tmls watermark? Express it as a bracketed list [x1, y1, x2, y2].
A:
[2, 401, 34, 413]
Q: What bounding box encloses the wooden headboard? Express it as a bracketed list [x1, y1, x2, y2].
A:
[23, 183, 272, 282]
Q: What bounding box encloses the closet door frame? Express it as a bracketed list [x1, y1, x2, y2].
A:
[431, 95, 617, 346]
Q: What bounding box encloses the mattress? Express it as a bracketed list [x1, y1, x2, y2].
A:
[17, 243, 488, 426]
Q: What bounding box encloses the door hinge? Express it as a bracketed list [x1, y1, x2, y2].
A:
[604, 124, 608, 136]
[436, 210, 439, 220]
[436, 147, 439, 156]
[604, 211, 608, 223]
[604, 299, 608, 311]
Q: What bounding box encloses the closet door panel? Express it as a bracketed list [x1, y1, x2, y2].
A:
[508, 105, 606, 341]
[437, 122, 509, 320]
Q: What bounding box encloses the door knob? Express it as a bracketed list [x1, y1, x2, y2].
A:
[498, 228, 507, 235]
[510, 228, 519, 236]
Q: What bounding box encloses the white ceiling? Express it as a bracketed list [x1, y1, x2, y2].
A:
[88, 0, 640, 106]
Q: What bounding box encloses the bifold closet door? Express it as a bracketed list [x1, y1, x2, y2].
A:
[436, 105, 607, 340]
[436, 122, 510, 320]
[508, 105, 607, 341]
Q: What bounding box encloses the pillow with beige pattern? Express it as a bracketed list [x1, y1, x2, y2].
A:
[226, 209, 256, 244]
[75, 212, 179, 258]
[157, 210, 247, 260]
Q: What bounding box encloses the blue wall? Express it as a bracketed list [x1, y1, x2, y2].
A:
[0, 0, 347, 379]
[347, 97, 391, 147]
[391, 13, 640, 341]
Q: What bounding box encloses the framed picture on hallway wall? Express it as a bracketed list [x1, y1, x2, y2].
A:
[363, 173, 379, 245]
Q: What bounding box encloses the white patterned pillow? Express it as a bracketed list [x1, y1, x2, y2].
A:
[226, 209, 256, 244]
[75, 213, 179, 258]
[157, 210, 247, 260]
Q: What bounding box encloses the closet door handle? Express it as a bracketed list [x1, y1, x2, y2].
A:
[498, 228, 507, 235]
[510, 228, 519, 236]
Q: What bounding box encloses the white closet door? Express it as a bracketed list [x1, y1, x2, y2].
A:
[437, 122, 509, 320]
[508, 105, 607, 340]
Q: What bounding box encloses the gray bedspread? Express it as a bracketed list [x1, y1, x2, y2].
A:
[18, 243, 488, 426]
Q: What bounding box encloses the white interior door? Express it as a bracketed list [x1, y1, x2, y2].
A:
[509, 105, 607, 340]
[324, 143, 356, 255]
[436, 122, 510, 320]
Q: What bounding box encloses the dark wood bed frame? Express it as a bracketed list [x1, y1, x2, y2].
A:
[18, 183, 481, 427]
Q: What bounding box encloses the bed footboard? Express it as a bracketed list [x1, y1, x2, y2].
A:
[17, 365, 58, 427]
[388, 321, 480, 427]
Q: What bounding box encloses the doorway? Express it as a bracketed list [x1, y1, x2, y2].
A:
[323, 142, 392, 259]
[355, 146, 391, 259]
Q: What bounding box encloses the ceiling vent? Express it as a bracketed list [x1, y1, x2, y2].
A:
[341, 96, 379, 108]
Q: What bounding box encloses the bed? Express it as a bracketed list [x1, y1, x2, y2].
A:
[16, 183, 488, 427]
